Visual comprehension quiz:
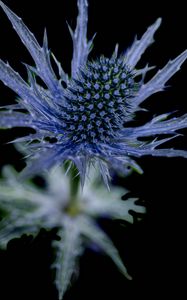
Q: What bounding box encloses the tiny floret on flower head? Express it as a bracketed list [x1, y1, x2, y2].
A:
[104, 93, 110, 99]
[105, 84, 110, 90]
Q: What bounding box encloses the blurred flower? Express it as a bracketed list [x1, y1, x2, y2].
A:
[0, 165, 145, 299]
[0, 0, 187, 186]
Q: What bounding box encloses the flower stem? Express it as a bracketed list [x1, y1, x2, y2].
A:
[64, 161, 81, 216]
[69, 163, 80, 202]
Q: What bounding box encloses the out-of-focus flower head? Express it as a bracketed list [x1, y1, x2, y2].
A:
[0, 165, 145, 299]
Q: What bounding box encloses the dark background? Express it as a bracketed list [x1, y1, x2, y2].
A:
[0, 0, 187, 299]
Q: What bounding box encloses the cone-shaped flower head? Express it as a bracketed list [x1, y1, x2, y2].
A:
[63, 57, 138, 144]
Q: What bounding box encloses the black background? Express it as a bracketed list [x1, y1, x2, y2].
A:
[0, 0, 187, 299]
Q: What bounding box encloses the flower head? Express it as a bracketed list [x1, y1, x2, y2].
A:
[0, 165, 145, 299]
[0, 0, 187, 185]
[63, 56, 139, 144]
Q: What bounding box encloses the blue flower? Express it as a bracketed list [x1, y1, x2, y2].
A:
[0, 0, 187, 185]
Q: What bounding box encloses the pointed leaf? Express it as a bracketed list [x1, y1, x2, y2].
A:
[121, 113, 187, 138]
[0, 111, 34, 129]
[53, 219, 83, 300]
[83, 194, 145, 223]
[132, 50, 187, 109]
[0, 1, 63, 96]
[125, 18, 162, 68]
[122, 142, 187, 159]
[0, 59, 30, 99]
[79, 217, 132, 280]
[71, 0, 94, 77]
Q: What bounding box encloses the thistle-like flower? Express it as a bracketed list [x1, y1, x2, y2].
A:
[0, 165, 145, 299]
[0, 0, 187, 185]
